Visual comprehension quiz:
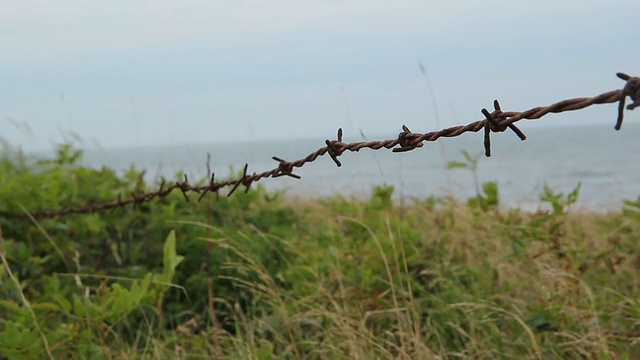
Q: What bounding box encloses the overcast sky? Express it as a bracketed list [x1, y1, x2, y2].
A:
[2, 0, 638, 151]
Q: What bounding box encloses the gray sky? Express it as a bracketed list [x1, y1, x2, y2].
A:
[2, 0, 638, 151]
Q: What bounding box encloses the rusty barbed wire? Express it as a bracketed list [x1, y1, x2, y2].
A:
[1, 72, 638, 219]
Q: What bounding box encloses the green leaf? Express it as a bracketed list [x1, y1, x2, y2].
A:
[73, 294, 101, 318]
[461, 149, 474, 163]
[130, 273, 152, 302]
[446, 160, 468, 170]
[162, 230, 185, 283]
[72, 295, 86, 317]
[0, 321, 40, 350]
[597, 348, 610, 360]
[567, 182, 581, 204]
[482, 181, 499, 206]
[106, 283, 129, 317]
[511, 238, 526, 255]
[525, 310, 556, 332]
[52, 294, 72, 313]
[31, 302, 61, 311]
[99, 291, 117, 316]
[0, 300, 24, 314]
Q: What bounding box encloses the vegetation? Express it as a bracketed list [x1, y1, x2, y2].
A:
[0, 144, 639, 359]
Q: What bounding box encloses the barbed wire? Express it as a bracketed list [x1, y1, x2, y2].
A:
[1, 72, 638, 219]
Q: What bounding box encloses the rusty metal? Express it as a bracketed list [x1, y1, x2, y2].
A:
[0, 72, 637, 218]
[616, 72, 640, 130]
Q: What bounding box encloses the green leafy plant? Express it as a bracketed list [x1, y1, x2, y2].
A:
[446, 149, 482, 196]
[447, 149, 499, 211]
[540, 182, 582, 215]
[0, 143, 638, 359]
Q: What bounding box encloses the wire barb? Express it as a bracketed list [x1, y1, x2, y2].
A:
[272, 156, 301, 179]
[197, 173, 218, 202]
[615, 72, 640, 130]
[325, 128, 344, 167]
[394, 125, 424, 153]
[481, 100, 527, 157]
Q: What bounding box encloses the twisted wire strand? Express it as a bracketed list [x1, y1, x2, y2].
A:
[1, 73, 637, 218]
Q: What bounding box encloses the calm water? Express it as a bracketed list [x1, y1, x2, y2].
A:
[77, 122, 640, 211]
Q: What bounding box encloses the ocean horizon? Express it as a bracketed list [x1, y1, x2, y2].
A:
[29, 121, 640, 212]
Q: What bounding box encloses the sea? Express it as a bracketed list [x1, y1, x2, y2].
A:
[75, 122, 640, 212]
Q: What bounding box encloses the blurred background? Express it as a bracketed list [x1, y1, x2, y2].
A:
[2, 0, 639, 208]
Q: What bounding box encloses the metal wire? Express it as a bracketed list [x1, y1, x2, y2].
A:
[1, 72, 637, 218]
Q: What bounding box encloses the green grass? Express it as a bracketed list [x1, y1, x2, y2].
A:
[1, 145, 639, 359]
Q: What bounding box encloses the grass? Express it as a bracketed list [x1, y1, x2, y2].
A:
[1, 146, 640, 358]
[178, 195, 639, 359]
